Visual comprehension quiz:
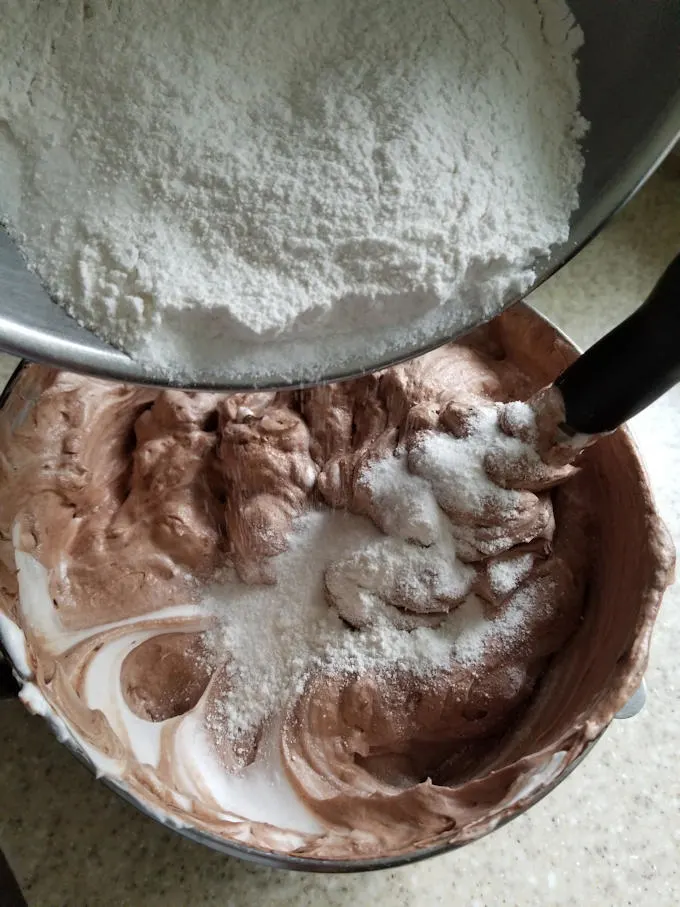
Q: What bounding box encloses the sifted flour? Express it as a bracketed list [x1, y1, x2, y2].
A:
[204, 507, 536, 738]
[204, 402, 551, 738]
[0, 0, 586, 382]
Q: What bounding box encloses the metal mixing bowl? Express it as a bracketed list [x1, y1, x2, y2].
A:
[0, 0, 679, 390]
[0, 304, 673, 872]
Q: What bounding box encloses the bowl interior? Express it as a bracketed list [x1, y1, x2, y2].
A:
[0, 304, 674, 870]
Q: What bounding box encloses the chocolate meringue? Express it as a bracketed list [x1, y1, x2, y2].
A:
[0, 307, 673, 861]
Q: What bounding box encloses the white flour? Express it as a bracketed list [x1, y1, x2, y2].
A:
[205, 508, 460, 736]
[0, 0, 586, 383]
[488, 553, 536, 598]
[204, 505, 535, 737]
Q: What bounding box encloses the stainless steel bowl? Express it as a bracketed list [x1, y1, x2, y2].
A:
[0, 304, 673, 872]
[1, 0, 679, 390]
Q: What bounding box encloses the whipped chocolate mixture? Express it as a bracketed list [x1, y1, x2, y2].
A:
[0, 309, 673, 860]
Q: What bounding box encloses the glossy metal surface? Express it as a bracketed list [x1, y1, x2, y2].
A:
[1, 0, 679, 390]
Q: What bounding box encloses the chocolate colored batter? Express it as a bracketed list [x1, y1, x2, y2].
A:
[0, 308, 673, 859]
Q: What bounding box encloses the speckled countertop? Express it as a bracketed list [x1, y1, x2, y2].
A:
[1, 160, 680, 907]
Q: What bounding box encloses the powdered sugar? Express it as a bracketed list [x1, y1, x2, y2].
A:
[202, 506, 536, 737]
[502, 401, 540, 438]
[409, 408, 526, 517]
[488, 553, 536, 598]
[326, 535, 475, 628]
[0, 0, 585, 383]
[205, 421, 550, 736]
[359, 449, 443, 545]
[204, 509, 459, 736]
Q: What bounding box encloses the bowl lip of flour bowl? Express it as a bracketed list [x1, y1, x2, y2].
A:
[1, 105, 680, 391]
[0, 302, 671, 872]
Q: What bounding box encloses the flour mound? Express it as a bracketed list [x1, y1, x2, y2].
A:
[0, 0, 586, 382]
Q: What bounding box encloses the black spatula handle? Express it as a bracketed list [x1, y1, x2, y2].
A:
[555, 253, 680, 435]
